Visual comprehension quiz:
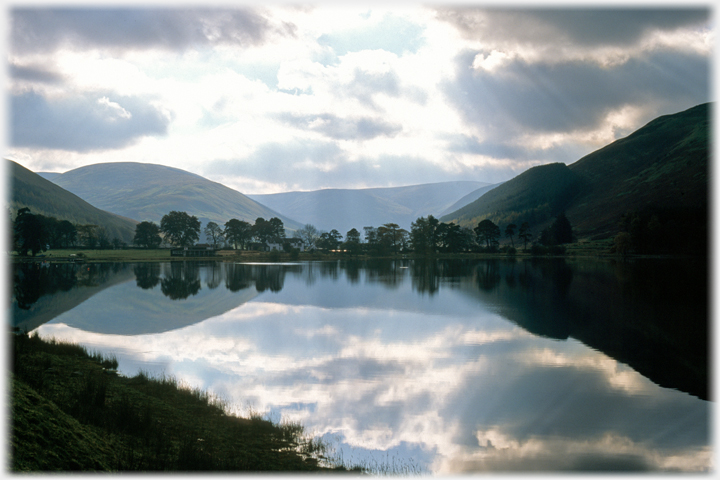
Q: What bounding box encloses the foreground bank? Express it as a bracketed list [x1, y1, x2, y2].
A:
[10, 331, 359, 472]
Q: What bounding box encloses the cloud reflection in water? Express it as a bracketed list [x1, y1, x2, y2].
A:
[33, 260, 709, 473]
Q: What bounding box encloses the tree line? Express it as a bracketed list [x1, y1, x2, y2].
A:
[11, 205, 576, 257]
[133, 211, 289, 250]
[12, 208, 127, 256]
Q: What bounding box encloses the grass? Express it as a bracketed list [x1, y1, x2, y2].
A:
[10, 331, 361, 473]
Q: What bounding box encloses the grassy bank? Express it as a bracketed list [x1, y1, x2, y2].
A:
[11, 238, 625, 264]
[10, 331, 359, 472]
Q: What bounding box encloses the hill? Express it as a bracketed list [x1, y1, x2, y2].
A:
[441, 103, 709, 247]
[248, 181, 490, 234]
[439, 183, 502, 217]
[8, 160, 138, 244]
[50, 162, 302, 233]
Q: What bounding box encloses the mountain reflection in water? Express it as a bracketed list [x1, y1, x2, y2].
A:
[12, 258, 710, 473]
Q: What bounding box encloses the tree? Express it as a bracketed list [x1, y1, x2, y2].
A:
[298, 224, 320, 251]
[160, 211, 201, 247]
[76, 224, 99, 249]
[438, 222, 473, 253]
[377, 223, 406, 253]
[224, 219, 253, 250]
[540, 212, 573, 246]
[518, 222, 533, 251]
[204, 221, 224, 247]
[252, 217, 273, 244]
[410, 215, 440, 255]
[134, 221, 162, 249]
[13, 208, 47, 256]
[363, 226, 377, 245]
[505, 223, 517, 247]
[317, 229, 343, 251]
[474, 219, 500, 249]
[268, 217, 286, 240]
[346, 228, 361, 244]
[552, 212, 573, 244]
[56, 220, 77, 248]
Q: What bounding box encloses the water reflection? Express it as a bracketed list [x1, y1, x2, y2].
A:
[12, 258, 710, 473]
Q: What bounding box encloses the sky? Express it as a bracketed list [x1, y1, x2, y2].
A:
[4, 2, 714, 194]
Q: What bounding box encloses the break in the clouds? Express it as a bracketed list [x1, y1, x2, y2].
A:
[5, 5, 713, 193]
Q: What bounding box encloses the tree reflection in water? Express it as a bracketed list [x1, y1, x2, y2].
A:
[161, 262, 201, 300]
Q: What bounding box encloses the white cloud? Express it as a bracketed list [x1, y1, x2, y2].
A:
[6, 5, 712, 192]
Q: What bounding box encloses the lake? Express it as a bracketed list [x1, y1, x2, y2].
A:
[11, 257, 710, 473]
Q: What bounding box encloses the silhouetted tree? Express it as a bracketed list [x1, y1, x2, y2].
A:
[160, 211, 201, 247]
[134, 221, 162, 249]
[13, 208, 47, 256]
[204, 221, 224, 247]
[298, 224, 320, 250]
[346, 228, 361, 244]
[505, 223, 517, 247]
[552, 212, 573, 244]
[474, 219, 500, 250]
[518, 222, 533, 251]
[317, 229, 343, 251]
[224, 219, 252, 250]
[410, 215, 440, 255]
[377, 223, 407, 253]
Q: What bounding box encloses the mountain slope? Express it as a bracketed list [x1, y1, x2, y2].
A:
[440, 183, 502, 217]
[441, 103, 709, 242]
[8, 160, 138, 244]
[50, 162, 302, 232]
[248, 181, 490, 234]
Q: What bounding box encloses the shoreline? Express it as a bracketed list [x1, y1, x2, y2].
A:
[8, 243, 702, 264]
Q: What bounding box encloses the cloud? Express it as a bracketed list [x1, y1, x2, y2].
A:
[446, 134, 586, 164]
[435, 8, 710, 49]
[277, 113, 402, 140]
[11, 89, 171, 151]
[444, 48, 709, 138]
[9, 62, 64, 84]
[10, 7, 280, 54]
[206, 137, 522, 192]
[346, 68, 402, 109]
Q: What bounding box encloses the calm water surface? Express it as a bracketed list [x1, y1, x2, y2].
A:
[11, 258, 710, 473]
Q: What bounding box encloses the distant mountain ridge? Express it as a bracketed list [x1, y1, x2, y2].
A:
[8, 160, 138, 244]
[49, 162, 303, 233]
[442, 103, 709, 242]
[248, 181, 492, 234]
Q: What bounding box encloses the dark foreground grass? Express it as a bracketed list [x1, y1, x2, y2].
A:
[10, 331, 362, 473]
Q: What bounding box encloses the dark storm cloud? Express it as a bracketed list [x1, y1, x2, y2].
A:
[10, 63, 64, 84]
[277, 113, 402, 140]
[11, 8, 277, 54]
[11, 89, 170, 151]
[436, 8, 710, 48]
[444, 49, 709, 136]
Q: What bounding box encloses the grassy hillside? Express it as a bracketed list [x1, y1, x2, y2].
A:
[441, 103, 709, 245]
[51, 162, 301, 232]
[11, 332, 351, 472]
[566, 102, 709, 239]
[440, 163, 583, 229]
[8, 160, 138, 244]
[249, 181, 489, 234]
